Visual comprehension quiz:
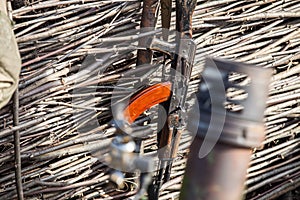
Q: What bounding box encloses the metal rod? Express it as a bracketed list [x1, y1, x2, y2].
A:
[135, 1, 160, 199]
[160, 0, 197, 184]
[136, 0, 159, 67]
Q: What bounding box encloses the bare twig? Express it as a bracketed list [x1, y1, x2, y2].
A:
[13, 88, 24, 200]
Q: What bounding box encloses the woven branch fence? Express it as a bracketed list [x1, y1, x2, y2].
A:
[0, 0, 299, 199]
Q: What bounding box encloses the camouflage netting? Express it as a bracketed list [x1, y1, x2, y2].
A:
[0, 0, 299, 199]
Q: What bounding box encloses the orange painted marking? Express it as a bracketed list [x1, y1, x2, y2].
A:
[124, 82, 172, 123]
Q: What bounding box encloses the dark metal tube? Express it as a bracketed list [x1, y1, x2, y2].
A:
[136, 0, 159, 67]
[180, 57, 272, 200]
[180, 137, 252, 200]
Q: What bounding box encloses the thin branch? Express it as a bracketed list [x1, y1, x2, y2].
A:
[13, 88, 24, 200]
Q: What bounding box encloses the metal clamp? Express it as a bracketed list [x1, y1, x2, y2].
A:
[147, 36, 196, 64]
[148, 37, 176, 56]
[177, 38, 197, 63]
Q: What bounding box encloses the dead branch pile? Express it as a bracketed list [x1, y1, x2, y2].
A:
[0, 0, 299, 199]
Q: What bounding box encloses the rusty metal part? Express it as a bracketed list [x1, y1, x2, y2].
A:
[123, 82, 171, 124]
[160, 0, 172, 41]
[157, 0, 197, 187]
[180, 137, 252, 200]
[133, 0, 197, 198]
[136, 0, 159, 67]
[158, 127, 173, 160]
[158, 113, 181, 160]
[162, 127, 183, 183]
[180, 57, 272, 200]
[176, 0, 197, 38]
[134, 2, 162, 198]
[170, 128, 182, 159]
[158, 0, 197, 149]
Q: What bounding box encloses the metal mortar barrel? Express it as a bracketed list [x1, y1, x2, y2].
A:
[180, 57, 272, 200]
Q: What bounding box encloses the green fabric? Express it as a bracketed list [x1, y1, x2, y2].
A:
[0, 12, 21, 109]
